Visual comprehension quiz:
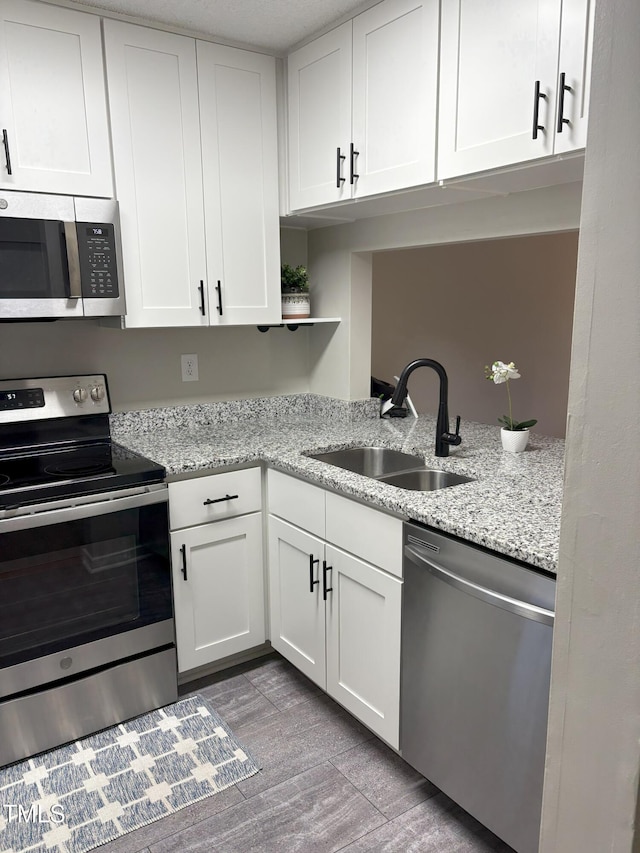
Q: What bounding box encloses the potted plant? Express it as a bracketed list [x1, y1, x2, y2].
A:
[281, 264, 310, 320]
[485, 360, 537, 452]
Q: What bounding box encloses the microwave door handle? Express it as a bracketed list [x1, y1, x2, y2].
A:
[63, 221, 82, 299]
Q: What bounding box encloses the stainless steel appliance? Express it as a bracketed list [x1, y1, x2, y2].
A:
[401, 522, 556, 853]
[0, 190, 125, 320]
[0, 374, 176, 767]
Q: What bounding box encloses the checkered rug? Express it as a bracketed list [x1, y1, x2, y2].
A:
[0, 695, 260, 853]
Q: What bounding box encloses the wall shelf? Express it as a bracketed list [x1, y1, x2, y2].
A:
[257, 318, 341, 332]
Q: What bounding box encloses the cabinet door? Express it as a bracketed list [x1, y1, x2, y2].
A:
[325, 545, 402, 748]
[104, 21, 208, 328]
[268, 516, 326, 688]
[288, 22, 352, 211]
[352, 0, 438, 197]
[438, 0, 562, 179]
[554, 0, 594, 154]
[198, 43, 281, 325]
[171, 513, 265, 673]
[0, 0, 112, 196]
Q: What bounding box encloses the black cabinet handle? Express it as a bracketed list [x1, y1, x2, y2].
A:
[203, 494, 238, 506]
[322, 560, 333, 601]
[2, 129, 12, 175]
[309, 555, 320, 593]
[336, 147, 346, 188]
[180, 544, 187, 580]
[216, 280, 223, 316]
[556, 71, 572, 134]
[198, 280, 206, 316]
[532, 80, 547, 139]
[350, 142, 359, 184]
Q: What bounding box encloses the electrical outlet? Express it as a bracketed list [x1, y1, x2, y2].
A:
[181, 354, 199, 382]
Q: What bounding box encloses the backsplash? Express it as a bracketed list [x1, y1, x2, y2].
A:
[110, 394, 380, 436]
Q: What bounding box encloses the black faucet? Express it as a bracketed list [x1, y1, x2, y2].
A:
[380, 358, 462, 457]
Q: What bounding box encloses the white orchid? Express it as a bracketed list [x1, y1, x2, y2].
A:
[488, 361, 520, 384]
[484, 360, 537, 432]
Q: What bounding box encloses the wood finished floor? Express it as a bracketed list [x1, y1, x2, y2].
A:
[96, 653, 515, 853]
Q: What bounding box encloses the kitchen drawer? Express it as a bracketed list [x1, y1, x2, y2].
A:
[268, 469, 325, 538]
[325, 492, 403, 578]
[169, 467, 261, 530]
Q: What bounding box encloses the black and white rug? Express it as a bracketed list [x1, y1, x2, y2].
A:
[0, 695, 260, 853]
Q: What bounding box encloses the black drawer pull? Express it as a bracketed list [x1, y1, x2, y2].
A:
[203, 494, 239, 506]
[322, 560, 333, 601]
[216, 280, 223, 316]
[198, 280, 206, 315]
[309, 555, 320, 593]
[180, 544, 188, 580]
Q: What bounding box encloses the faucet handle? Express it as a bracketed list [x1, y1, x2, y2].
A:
[443, 415, 462, 447]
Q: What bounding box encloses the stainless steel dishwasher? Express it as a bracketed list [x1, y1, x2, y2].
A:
[401, 522, 555, 853]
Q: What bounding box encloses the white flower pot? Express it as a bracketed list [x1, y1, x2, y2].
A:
[501, 427, 530, 453]
[281, 293, 310, 320]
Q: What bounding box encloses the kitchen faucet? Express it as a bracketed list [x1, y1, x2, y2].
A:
[380, 358, 462, 457]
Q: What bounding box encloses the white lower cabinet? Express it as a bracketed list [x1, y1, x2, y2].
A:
[268, 517, 326, 685]
[325, 544, 402, 746]
[169, 469, 265, 673]
[267, 470, 402, 747]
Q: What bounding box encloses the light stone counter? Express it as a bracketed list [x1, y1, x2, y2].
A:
[111, 395, 564, 574]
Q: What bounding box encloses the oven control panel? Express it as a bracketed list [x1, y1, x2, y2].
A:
[0, 375, 111, 423]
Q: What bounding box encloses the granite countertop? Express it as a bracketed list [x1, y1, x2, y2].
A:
[112, 400, 564, 574]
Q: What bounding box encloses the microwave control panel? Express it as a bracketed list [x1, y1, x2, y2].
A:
[77, 222, 120, 299]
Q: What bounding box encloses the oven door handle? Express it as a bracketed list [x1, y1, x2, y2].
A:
[63, 221, 83, 300]
[0, 486, 167, 532]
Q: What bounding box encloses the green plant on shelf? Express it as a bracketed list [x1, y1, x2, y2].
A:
[281, 264, 309, 294]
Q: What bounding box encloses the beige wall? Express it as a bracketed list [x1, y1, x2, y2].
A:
[307, 182, 583, 402]
[371, 233, 578, 437]
[0, 228, 310, 412]
[0, 322, 311, 411]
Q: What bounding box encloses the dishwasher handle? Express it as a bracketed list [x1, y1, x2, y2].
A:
[404, 545, 554, 626]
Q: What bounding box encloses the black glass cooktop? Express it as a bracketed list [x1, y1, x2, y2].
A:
[0, 441, 165, 510]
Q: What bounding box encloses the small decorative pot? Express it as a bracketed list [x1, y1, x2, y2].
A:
[281, 292, 310, 320]
[501, 427, 530, 453]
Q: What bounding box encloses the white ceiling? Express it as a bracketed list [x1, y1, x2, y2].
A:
[76, 0, 369, 53]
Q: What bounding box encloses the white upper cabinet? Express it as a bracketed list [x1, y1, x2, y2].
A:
[287, 0, 439, 211]
[197, 43, 281, 325]
[438, 0, 593, 179]
[351, 0, 438, 197]
[104, 22, 280, 328]
[104, 22, 208, 328]
[554, 0, 594, 154]
[0, 0, 112, 196]
[287, 22, 352, 211]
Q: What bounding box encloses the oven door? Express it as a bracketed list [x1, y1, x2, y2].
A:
[0, 190, 83, 319]
[0, 216, 85, 319]
[0, 484, 173, 698]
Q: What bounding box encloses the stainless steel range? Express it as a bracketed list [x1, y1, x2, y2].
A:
[0, 374, 177, 767]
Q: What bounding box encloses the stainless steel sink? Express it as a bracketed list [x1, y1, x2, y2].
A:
[306, 446, 424, 478]
[377, 469, 473, 491]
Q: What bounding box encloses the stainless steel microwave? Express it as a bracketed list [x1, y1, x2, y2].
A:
[0, 191, 125, 320]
